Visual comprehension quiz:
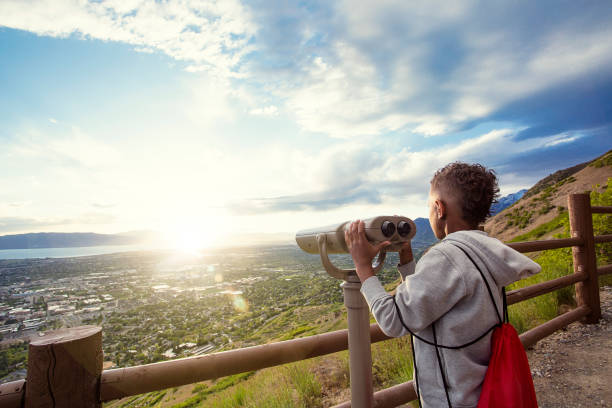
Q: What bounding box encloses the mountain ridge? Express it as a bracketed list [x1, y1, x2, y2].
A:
[485, 150, 612, 242]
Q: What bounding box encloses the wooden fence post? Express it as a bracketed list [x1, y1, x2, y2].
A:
[568, 193, 601, 323]
[25, 326, 102, 407]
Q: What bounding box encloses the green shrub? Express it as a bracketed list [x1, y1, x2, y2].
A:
[287, 362, 322, 407]
[588, 151, 612, 168]
[371, 336, 414, 388]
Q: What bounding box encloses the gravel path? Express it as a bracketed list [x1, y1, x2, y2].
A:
[527, 286, 612, 408]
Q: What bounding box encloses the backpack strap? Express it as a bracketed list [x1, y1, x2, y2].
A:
[392, 243, 504, 349]
[451, 243, 504, 326]
[393, 242, 507, 408]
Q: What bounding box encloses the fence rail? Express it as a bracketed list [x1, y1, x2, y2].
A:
[101, 324, 391, 402]
[0, 194, 609, 408]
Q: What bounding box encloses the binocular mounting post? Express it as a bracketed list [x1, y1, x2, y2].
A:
[316, 234, 377, 408]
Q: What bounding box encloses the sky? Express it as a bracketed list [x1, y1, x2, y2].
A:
[1, 0, 611, 248]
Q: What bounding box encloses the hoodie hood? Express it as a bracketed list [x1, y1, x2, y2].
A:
[442, 230, 541, 287]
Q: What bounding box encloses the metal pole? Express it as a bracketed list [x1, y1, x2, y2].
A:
[342, 273, 373, 408]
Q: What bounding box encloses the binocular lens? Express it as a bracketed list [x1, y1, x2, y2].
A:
[381, 221, 396, 237]
[397, 221, 411, 237]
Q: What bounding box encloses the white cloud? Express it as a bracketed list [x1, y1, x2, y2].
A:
[249, 105, 278, 116]
[10, 126, 120, 168]
[544, 135, 580, 147]
[3, 1, 611, 140]
[285, 45, 417, 138]
[282, 1, 612, 138]
[0, 0, 256, 77]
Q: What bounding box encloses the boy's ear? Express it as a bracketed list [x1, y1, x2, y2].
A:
[436, 200, 446, 220]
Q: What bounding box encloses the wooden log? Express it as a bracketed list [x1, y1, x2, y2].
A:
[519, 305, 590, 349]
[25, 326, 102, 408]
[331, 380, 417, 408]
[506, 271, 587, 305]
[598, 264, 612, 276]
[591, 206, 612, 214]
[0, 379, 25, 408]
[568, 194, 601, 323]
[594, 234, 612, 244]
[506, 237, 582, 253]
[101, 324, 391, 402]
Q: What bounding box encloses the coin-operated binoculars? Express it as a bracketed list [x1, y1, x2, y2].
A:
[295, 216, 417, 408]
[295, 215, 416, 279]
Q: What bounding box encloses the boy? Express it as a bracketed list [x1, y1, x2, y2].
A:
[345, 162, 541, 408]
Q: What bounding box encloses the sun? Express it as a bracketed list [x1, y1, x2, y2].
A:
[167, 228, 215, 254]
[161, 213, 235, 254]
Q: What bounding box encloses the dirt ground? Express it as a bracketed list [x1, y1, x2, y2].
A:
[527, 286, 612, 408]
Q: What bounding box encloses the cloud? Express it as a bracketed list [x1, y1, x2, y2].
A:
[544, 135, 580, 147]
[227, 126, 587, 214]
[276, 1, 612, 139]
[249, 105, 278, 116]
[228, 187, 382, 214]
[0, 0, 256, 77]
[3, 1, 611, 140]
[495, 130, 611, 175]
[9, 125, 120, 168]
[0, 213, 115, 234]
[91, 202, 116, 209]
[484, 74, 612, 141]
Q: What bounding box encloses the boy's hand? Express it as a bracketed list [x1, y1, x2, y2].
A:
[344, 220, 391, 282]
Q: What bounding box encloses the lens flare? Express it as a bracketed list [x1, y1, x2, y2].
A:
[232, 295, 248, 313]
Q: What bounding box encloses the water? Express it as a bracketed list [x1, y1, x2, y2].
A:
[0, 244, 153, 260]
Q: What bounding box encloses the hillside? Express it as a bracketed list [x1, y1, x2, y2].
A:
[485, 150, 612, 242]
[0, 231, 153, 250]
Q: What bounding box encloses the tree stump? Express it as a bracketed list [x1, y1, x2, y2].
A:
[25, 326, 102, 408]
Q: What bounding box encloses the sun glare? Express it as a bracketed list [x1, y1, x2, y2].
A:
[167, 228, 215, 255]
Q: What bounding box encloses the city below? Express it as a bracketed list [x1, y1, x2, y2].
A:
[0, 242, 430, 382]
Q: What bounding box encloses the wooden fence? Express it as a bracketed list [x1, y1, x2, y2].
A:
[0, 193, 610, 407]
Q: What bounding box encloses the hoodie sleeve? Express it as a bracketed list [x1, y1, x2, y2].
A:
[361, 247, 468, 337]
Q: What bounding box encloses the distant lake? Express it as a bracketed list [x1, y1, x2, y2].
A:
[0, 244, 153, 260]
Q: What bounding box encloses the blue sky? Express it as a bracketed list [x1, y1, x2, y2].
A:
[1, 1, 611, 247]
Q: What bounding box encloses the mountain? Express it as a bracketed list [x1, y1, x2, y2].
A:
[412, 217, 438, 247]
[485, 150, 612, 242]
[490, 189, 527, 216]
[0, 231, 151, 250]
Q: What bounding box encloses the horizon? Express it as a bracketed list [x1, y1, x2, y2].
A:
[1, 1, 611, 251]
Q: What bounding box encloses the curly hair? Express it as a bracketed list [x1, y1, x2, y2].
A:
[430, 162, 500, 226]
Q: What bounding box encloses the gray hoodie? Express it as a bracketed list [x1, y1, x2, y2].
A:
[361, 230, 541, 408]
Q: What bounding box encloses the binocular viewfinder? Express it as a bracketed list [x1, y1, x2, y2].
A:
[295, 216, 417, 279]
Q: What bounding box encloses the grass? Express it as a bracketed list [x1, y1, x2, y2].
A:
[371, 336, 414, 388]
[507, 247, 575, 333]
[201, 360, 324, 407]
[588, 150, 612, 168]
[510, 210, 568, 242]
[168, 372, 254, 408]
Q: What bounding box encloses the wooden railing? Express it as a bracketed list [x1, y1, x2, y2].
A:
[0, 193, 609, 408]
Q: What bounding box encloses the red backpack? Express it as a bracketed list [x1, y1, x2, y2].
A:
[476, 298, 538, 407]
[394, 243, 538, 408]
